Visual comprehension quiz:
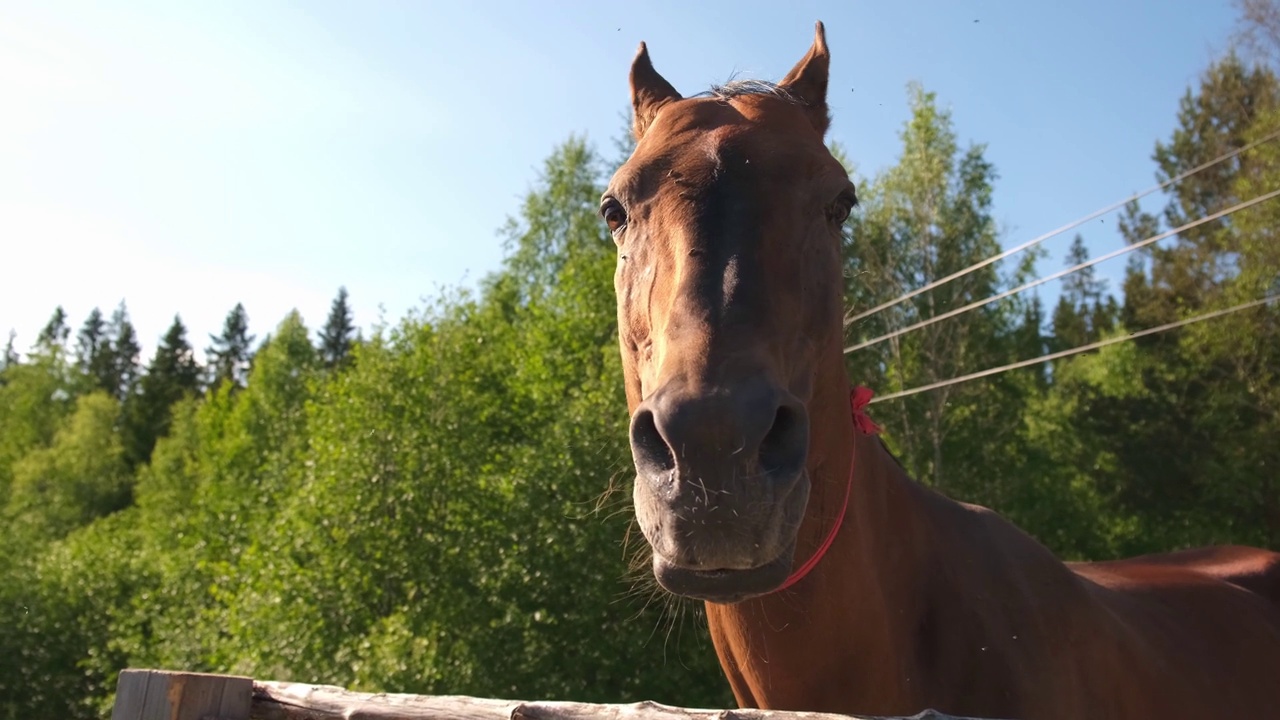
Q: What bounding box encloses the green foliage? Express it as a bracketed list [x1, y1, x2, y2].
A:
[1022, 52, 1280, 557]
[843, 82, 1034, 505]
[1125, 55, 1278, 324]
[123, 316, 202, 467]
[1050, 235, 1119, 352]
[7, 392, 131, 541]
[4, 511, 152, 720]
[0, 349, 85, 508]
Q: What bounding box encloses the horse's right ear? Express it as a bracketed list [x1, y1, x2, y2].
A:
[630, 42, 682, 141]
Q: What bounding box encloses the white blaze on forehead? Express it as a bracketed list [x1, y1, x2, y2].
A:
[628, 265, 654, 303]
[721, 255, 741, 316]
[693, 123, 749, 175]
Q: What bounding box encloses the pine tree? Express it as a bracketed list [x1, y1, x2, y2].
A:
[1050, 296, 1088, 351]
[206, 303, 256, 390]
[1054, 44, 1280, 549]
[1015, 296, 1049, 390]
[2, 330, 17, 371]
[317, 287, 356, 369]
[1123, 55, 1279, 324]
[76, 308, 106, 368]
[1089, 296, 1120, 339]
[124, 315, 202, 466]
[1051, 235, 1117, 350]
[1061, 235, 1105, 306]
[107, 302, 142, 402]
[75, 308, 118, 394]
[35, 307, 70, 353]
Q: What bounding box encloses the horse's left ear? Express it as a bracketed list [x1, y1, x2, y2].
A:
[779, 21, 831, 135]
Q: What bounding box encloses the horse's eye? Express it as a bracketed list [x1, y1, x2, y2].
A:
[601, 198, 628, 233]
[828, 189, 857, 225]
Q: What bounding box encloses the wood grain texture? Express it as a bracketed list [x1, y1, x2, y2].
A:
[112, 669, 252, 720]
[250, 679, 988, 720]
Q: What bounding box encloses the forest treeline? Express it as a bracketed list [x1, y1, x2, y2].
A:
[4, 8, 1280, 719]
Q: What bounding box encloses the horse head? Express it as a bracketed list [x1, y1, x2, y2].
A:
[604, 23, 854, 603]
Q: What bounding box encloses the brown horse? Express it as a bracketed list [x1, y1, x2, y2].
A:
[604, 21, 1280, 720]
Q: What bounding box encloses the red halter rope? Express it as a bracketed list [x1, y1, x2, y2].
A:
[772, 385, 880, 593]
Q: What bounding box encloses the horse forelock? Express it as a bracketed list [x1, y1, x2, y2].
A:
[698, 78, 803, 105]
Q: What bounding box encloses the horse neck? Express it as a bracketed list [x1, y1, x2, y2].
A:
[704, 350, 938, 710]
[790, 344, 933, 612]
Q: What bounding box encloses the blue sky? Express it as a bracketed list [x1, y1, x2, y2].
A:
[1, 1, 1241, 359]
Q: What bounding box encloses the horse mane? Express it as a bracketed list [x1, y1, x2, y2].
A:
[698, 78, 803, 105]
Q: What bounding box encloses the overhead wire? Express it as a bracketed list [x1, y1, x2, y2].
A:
[843, 187, 1280, 355]
[843, 127, 1280, 328]
[868, 294, 1279, 404]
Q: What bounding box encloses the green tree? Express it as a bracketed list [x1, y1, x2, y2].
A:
[0, 343, 84, 508]
[205, 303, 255, 390]
[0, 387, 134, 719]
[1119, 54, 1280, 545]
[1020, 296, 1050, 382]
[6, 392, 131, 541]
[75, 307, 119, 394]
[1, 330, 17, 371]
[1051, 235, 1118, 351]
[35, 306, 70, 353]
[107, 302, 142, 402]
[1013, 343, 1146, 559]
[1189, 98, 1280, 543]
[494, 135, 606, 304]
[1123, 55, 1278, 326]
[105, 312, 320, 683]
[318, 287, 356, 369]
[1033, 49, 1280, 554]
[843, 83, 1033, 501]
[124, 315, 202, 466]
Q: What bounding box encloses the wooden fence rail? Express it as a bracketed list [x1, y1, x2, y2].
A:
[109, 669, 993, 720]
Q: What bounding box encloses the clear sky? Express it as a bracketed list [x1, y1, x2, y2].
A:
[1, 1, 1241, 360]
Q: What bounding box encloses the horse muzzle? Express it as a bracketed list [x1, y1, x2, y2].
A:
[628, 376, 810, 602]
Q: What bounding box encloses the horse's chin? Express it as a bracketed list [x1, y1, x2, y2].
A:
[651, 546, 795, 604]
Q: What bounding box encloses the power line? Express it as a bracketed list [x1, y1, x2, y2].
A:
[843, 127, 1280, 328]
[868, 294, 1278, 404]
[844, 188, 1280, 355]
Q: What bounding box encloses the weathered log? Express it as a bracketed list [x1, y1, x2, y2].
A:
[111, 669, 252, 720]
[252, 680, 986, 720]
[110, 669, 991, 720]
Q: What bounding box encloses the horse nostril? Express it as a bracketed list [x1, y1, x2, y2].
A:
[630, 408, 676, 476]
[759, 404, 808, 477]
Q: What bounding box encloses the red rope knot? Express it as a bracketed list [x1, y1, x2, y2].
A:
[851, 385, 881, 435]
